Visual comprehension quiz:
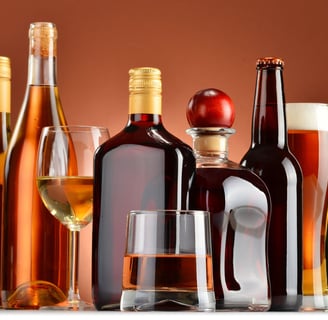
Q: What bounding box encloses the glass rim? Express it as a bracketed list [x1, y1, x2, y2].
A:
[286, 102, 328, 107]
[42, 125, 109, 133]
[129, 209, 209, 216]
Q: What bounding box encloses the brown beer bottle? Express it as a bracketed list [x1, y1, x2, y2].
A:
[240, 57, 302, 311]
[92, 67, 195, 310]
[1, 22, 69, 309]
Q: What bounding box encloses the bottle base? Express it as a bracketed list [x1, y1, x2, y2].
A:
[269, 294, 302, 311]
[216, 299, 270, 312]
[1, 280, 66, 309]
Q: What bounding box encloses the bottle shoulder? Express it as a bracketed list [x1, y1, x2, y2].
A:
[240, 146, 302, 181]
[96, 124, 194, 158]
[195, 165, 269, 190]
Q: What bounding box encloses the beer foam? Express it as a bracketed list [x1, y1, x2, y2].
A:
[286, 103, 328, 131]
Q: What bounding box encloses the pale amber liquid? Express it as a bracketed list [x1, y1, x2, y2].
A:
[288, 129, 328, 296]
[37, 176, 93, 231]
[1, 85, 69, 309]
[122, 253, 213, 291]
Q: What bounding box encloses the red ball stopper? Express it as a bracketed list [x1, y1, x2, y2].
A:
[186, 88, 235, 128]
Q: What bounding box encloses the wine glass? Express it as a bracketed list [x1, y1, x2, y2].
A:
[36, 125, 109, 310]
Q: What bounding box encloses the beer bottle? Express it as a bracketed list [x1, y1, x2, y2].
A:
[240, 57, 302, 311]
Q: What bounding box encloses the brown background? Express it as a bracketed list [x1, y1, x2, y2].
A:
[1, 0, 328, 302]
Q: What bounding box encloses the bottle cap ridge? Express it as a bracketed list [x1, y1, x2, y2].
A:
[256, 57, 284, 68]
[0, 56, 11, 79]
[129, 67, 162, 93]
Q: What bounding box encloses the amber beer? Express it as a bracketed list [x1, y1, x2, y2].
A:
[286, 102, 328, 310]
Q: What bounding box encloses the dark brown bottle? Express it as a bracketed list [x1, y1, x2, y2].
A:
[1, 22, 69, 309]
[240, 57, 303, 311]
[92, 67, 195, 310]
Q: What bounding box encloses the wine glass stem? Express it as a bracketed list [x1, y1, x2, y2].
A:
[67, 230, 80, 304]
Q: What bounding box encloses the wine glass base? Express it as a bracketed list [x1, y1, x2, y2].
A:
[40, 300, 95, 311]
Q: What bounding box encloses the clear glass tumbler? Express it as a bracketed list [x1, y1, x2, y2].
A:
[120, 210, 215, 312]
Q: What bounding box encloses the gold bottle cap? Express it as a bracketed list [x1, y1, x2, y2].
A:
[0, 56, 11, 79]
[256, 57, 284, 68]
[128, 67, 162, 114]
[129, 67, 162, 93]
[29, 22, 57, 57]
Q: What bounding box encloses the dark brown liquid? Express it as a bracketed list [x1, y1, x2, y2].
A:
[241, 146, 302, 310]
[122, 253, 213, 291]
[188, 166, 270, 309]
[92, 114, 195, 310]
[1, 85, 69, 309]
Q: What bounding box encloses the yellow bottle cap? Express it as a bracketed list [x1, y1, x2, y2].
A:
[129, 67, 161, 93]
[0, 56, 11, 79]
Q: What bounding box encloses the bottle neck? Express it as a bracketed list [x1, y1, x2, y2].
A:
[0, 77, 10, 113]
[251, 66, 287, 148]
[128, 89, 162, 125]
[129, 90, 162, 115]
[187, 127, 234, 167]
[27, 55, 57, 86]
[27, 24, 57, 86]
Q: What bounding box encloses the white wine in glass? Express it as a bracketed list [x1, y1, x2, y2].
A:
[36, 125, 109, 310]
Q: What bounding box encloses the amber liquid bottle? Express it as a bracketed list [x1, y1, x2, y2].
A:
[1, 22, 69, 309]
[0, 56, 11, 306]
[240, 57, 303, 311]
[0, 57, 11, 190]
[92, 67, 195, 310]
[187, 127, 271, 311]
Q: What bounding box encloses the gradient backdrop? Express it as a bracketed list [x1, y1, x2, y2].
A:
[1, 0, 328, 302]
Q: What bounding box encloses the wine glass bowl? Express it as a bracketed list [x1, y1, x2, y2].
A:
[36, 125, 109, 310]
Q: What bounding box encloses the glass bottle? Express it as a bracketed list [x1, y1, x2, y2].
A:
[1, 22, 69, 309]
[0, 56, 11, 188]
[0, 56, 11, 306]
[92, 67, 196, 310]
[187, 126, 271, 311]
[240, 57, 303, 311]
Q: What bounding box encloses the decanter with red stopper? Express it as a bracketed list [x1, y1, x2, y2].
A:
[186, 88, 271, 311]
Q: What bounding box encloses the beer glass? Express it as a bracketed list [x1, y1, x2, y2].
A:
[120, 210, 215, 311]
[286, 102, 328, 310]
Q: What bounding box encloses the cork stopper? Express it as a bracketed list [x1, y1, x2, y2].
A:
[187, 127, 235, 154]
[0, 56, 11, 79]
[29, 22, 57, 57]
[256, 57, 284, 68]
[129, 67, 162, 93]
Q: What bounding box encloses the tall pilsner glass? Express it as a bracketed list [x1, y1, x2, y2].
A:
[286, 102, 328, 310]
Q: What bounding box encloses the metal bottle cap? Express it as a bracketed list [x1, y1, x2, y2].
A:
[256, 57, 284, 68]
[0, 56, 11, 79]
[129, 67, 162, 93]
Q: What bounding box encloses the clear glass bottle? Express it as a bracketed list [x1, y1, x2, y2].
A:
[1, 22, 69, 309]
[187, 125, 271, 311]
[240, 57, 303, 311]
[92, 67, 196, 310]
